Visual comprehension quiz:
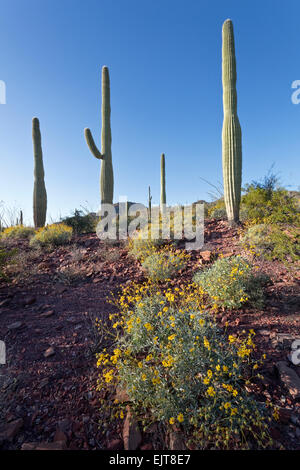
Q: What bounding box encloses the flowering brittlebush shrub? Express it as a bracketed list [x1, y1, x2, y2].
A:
[96, 282, 273, 449]
[193, 255, 267, 309]
[141, 248, 189, 281]
[29, 223, 72, 248]
[240, 224, 299, 265]
[1, 225, 36, 239]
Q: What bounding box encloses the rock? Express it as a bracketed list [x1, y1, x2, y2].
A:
[278, 407, 292, 424]
[169, 431, 186, 450]
[276, 361, 300, 399]
[199, 251, 212, 262]
[40, 310, 54, 318]
[44, 347, 55, 358]
[7, 321, 23, 330]
[0, 299, 10, 307]
[53, 429, 67, 443]
[56, 285, 67, 294]
[21, 296, 36, 307]
[0, 418, 23, 441]
[58, 419, 72, 433]
[122, 410, 142, 450]
[21, 442, 39, 450]
[258, 329, 271, 336]
[140, 443, 153, 450]
[24, 441, 67, 450]
[107, 438, 124, 450]
[114, 387, 130, 403]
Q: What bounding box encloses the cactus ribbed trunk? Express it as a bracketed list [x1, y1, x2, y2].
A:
[32, 117, 47, 228]
[222, 19, 242, 226]
[160, 153, 166, 214]
[84, 66, 114, 205]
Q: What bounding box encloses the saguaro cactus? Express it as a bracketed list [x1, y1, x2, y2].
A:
[222, 19, 242, 226]
[160, 153, 166, 213]
[32, 117, 47, 228]
[84, 66, 114, 205]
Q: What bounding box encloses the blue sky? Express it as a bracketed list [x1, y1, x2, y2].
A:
[0, 0, 299, 224]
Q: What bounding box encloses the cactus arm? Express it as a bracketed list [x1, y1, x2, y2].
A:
[84, 128, 103, 160]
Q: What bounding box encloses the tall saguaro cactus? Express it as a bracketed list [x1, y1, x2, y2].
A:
[222, 19, 242, 226]
[84, 66, 114, 205]
[160, 153, 166, 213]
[32, 117, 47, 228]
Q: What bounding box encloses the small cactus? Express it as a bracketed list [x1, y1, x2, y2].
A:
[148, 185, 152, 223]
[84, 66, 114, 205]
[32, 117, 47, 228]
[160, 153, 166, 215]
[222, 19, 242, 226]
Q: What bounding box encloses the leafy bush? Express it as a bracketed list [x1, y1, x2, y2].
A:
[96, 283, 273, 449]
[30, 223, 72, 248]
[141, 248, 189, 281]
[193, 255, 266, 309]
[240, 224, 300, 264]
[1, 225, 35, 239]
[241, 186, 299, 225]
[61, 209, 97, 234]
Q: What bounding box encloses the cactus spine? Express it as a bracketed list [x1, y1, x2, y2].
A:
[222, 19, 242, 226]
[84, 66, 114, 205]
[32, 117, 47, 228]
[160, 153, 166, 214]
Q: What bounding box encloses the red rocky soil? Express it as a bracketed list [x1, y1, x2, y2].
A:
[0, 219, 299, 450]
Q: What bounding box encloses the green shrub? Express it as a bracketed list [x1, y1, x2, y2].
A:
[30, 223, 72, 248]
[96, 284, 273, 449]
[240, 224, 300, 264]
[1, 225, 35, 239]
[0, 248, 17, 279]
[141, 249, 189, 281]
[61, 209, 97, 234]
[241, 186, 299, 225]
[193, 255, 266, 309]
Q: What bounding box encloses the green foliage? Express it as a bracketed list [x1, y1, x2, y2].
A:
[193, 255, 266, 309]
[241, 186, 299, 225]
[61, 209, 97, 234]
[96, 283, 273, 449]
[1, 225, 36, 239]
[240, 224, 300, 264]
[30, 223, 72, 248]
[141, 249, 189, 281]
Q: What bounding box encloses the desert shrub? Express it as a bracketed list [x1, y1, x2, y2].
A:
[141, 248, 189, 281]
[241, 186, 299, 226]
[1, 225, 35, 239]
[96, 283, 273, 449]
[193, 255, 266, 309]
[240, 224, 300, 264]
[128, 225, 166, 262]
[61, 209, 97, 234]
[0, 248, 17, 279]
[30, 223, 72, 248]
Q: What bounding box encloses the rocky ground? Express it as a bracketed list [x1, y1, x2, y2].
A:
[0, 219, 299, 450]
